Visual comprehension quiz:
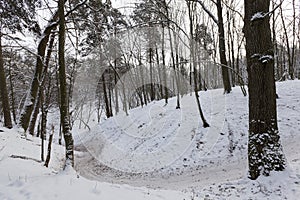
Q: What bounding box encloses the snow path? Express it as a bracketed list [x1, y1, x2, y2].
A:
[75, 80, 300, 192]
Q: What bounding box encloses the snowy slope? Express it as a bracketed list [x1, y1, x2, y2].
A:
[75, 80, 300, 199]
[0, 129, 189, 200]
[0, 80, 299, 199]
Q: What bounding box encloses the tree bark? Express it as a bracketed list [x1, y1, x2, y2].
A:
[58, 0, 74, 167]
[0, 33, 13, 129]
[161, 26, 168, 104]
[44, 125, 54, 167]
[279, 5, 295, 80]
[40, 87, 46, 162]
[19, 7, 61, 131]
[216, 0, 232, 93]
[28, 33, 55, 136]
[244, 0, 285, 180]
[102, 73, 111, 118]
[187, 1, 209, 128]
[8, 58, 17, 124]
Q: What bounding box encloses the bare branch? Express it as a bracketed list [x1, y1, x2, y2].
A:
[188, 0, 219, 24]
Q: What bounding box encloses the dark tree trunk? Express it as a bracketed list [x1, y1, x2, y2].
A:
[28, 33, 55, 136]
[114, 61, 119, 114]
[187, 1, 209, 128]
[162, 26, 168, 104]
[8, 60, 16, 124]
[108, 79, 113, 117]
[44, 125, 54, 167]
[58, 0, 74, 167]
[175, 53, 180, 109]
[40, 117, 44, 162]
[0, 33, 13, 129]
[193, 67, 210, 128]
[279, 5, 294, 80]
[155, 47, 163, 99]
[102, 73, 111, 118]
[216, 0, 232, 94]
[139, 59, 148, 106]
[19, 9, 61, 131]
[168, 26, 180, 109]
[40, 87, 47, 162]
[149, 48, 155, 101]
[244, 0, 285, 180]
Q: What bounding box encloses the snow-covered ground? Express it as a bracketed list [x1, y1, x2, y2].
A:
[0, 129, 188, 200]
[0, 80, 299, 199]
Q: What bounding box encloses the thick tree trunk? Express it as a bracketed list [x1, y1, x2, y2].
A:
[244, 0, 285, 180]
[0, 33, 13, 129]
[58, 0, 74, 167]
[216, 0, 232, 94]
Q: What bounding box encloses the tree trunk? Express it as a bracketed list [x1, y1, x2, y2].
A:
[8, 59, 16, 124]
[19, 9, 61, 131]
[216, 0, 232, 94]
[40, 87, 47, 162]
[0, 33, 13, 129]
[161, 26, 168, 104]
[58, 0, 74, 168]
[114, 62, 119, 114]
[244, 0, 285, 180]
[149, 48, 155, 101]
[279, 4, 295, 80]
[108, 79, 113, 117]
[168, 25, 180, 109]
[28, 33, 55, 136]
[187, 1, 209, 128]
[40, 116, 44, 162]
[102, 73, 111, 118]
[44, 124, 54, 167]
[155, 47, 163, 99]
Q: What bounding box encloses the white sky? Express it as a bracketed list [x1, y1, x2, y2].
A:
[2, 0, 299, 53]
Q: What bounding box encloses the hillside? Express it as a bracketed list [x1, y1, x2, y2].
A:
[0, 80, 300, 199]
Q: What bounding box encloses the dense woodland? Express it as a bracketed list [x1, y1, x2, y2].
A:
[0, 0, 299, 180]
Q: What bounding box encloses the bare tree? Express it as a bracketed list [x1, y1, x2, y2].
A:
[279, 2, 296, 80]
[187, 1, 210, 128]
[190, 0, 232, 93]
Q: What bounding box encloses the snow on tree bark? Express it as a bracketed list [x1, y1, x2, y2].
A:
[244, 0, 285, 180]
[19, 10, 60, 132]
[58, 0, 74, 168]
[28, 33, 56, 136]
